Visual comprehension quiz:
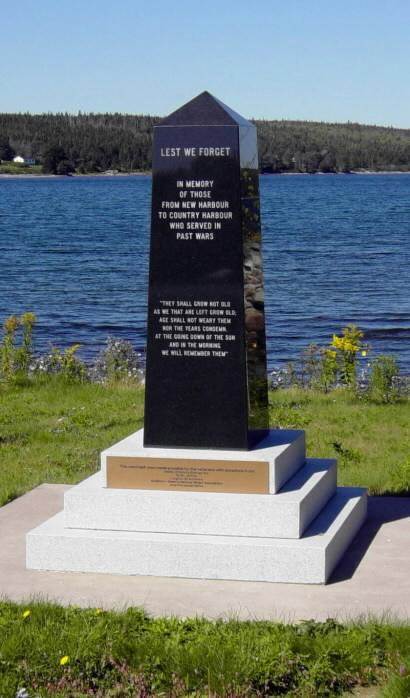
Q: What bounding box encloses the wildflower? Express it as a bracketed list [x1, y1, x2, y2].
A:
[95, 608, 103, 615]
[3, 315, 19, 333]
[22, 609, 31, 619]
[20, 312, 36, 327]
[361, 350, 367, 357]
[60, 655, 70, 666]
[331, 334, 342, 349]
[15, 688, 29, 698]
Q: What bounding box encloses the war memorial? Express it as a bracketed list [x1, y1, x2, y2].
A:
[26, 93, 367, 584]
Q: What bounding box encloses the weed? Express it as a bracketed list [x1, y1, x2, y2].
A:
[368, 355, 400, 404]
[388, 458, 410, 495]
[90, 336, 143, 384]
[0, 313, 37, 382]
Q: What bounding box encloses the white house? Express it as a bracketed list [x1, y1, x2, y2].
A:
[12, 155, 36, 165]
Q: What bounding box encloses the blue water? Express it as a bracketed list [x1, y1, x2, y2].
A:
[0, 174, 409, 370]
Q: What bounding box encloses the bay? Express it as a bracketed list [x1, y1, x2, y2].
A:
[0, 174, 409, 371]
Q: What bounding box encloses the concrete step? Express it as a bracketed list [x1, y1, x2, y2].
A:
[100, 428, 306, 494]
[27, 487, 367, 584]
[64, 458, 337, 538]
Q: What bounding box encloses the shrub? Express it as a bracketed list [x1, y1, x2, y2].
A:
[269, 363, 297, 389]
[17, 312, 36, 373]
[90, 337, 143, 384]
[319, 347, 338, 392]
[31, 344, 87, 382]
[300, 343, 322, 388]
[0, 315, 20, 379]
[282, 324, 373, 393]
[392, 374, 410, 399]
[331, 323, 366, 387]
[296, 343, 340, 392]
[368, 355, 400, 403]
[0, 312, 37, 380]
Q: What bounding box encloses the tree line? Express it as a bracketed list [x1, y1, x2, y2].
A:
[0, 112, 409, 174]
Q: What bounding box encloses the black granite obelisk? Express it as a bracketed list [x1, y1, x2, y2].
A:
[144, 92, 269, 450]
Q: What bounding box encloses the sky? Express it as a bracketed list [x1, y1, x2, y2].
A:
[1, 0, 410, 127]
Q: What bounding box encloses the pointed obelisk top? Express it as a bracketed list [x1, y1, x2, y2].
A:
[160, 91, 253, 127]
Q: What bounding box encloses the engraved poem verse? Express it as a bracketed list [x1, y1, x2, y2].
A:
[152, 299, 237, 359]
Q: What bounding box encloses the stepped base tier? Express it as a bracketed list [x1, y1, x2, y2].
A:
[101, 428, 306, 495]
[26, 429, 367, 584]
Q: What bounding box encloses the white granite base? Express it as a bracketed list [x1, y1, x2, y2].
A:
[64, 458, 337, 539]
[100, 428, 306, 494]
[27, 488, 367, 584]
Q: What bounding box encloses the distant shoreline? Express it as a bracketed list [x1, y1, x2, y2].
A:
[264, 170, 410, 176]
[0, 171, 150, 179]
[1, 170, 410, 179]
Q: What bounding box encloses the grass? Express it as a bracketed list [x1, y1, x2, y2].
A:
[0, 376, 144, 506]
[268, 388, 410, 496]
[0, 378, 409, 696]
[0, 163, 43, 175]
[0, 377, 408, 506]
[0, 600, 409, 697]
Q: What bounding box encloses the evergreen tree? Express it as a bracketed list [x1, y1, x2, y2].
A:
[0, 136, 15, 161]
[42, 145, 69, 174]
[0, 112, 408, 173]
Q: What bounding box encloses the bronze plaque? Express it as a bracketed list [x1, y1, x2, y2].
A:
[106, 456, 269, 494]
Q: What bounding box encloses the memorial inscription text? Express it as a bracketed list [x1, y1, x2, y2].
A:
[144, 93, 268, 449]
[107, 456, 269, 494]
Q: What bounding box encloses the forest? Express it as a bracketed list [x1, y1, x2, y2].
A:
[0, 112, 409, 174]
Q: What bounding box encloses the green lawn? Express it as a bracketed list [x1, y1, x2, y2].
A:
[0, 601, 409, 697]
[0, 380, 409, 695]
[0, 163, 43, 175]
[0, 378, 409, 506]
[269, 388, 410, 496]
[0, 377, 144, 506]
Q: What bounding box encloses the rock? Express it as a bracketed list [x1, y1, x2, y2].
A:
[245, 309, 265, 332]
